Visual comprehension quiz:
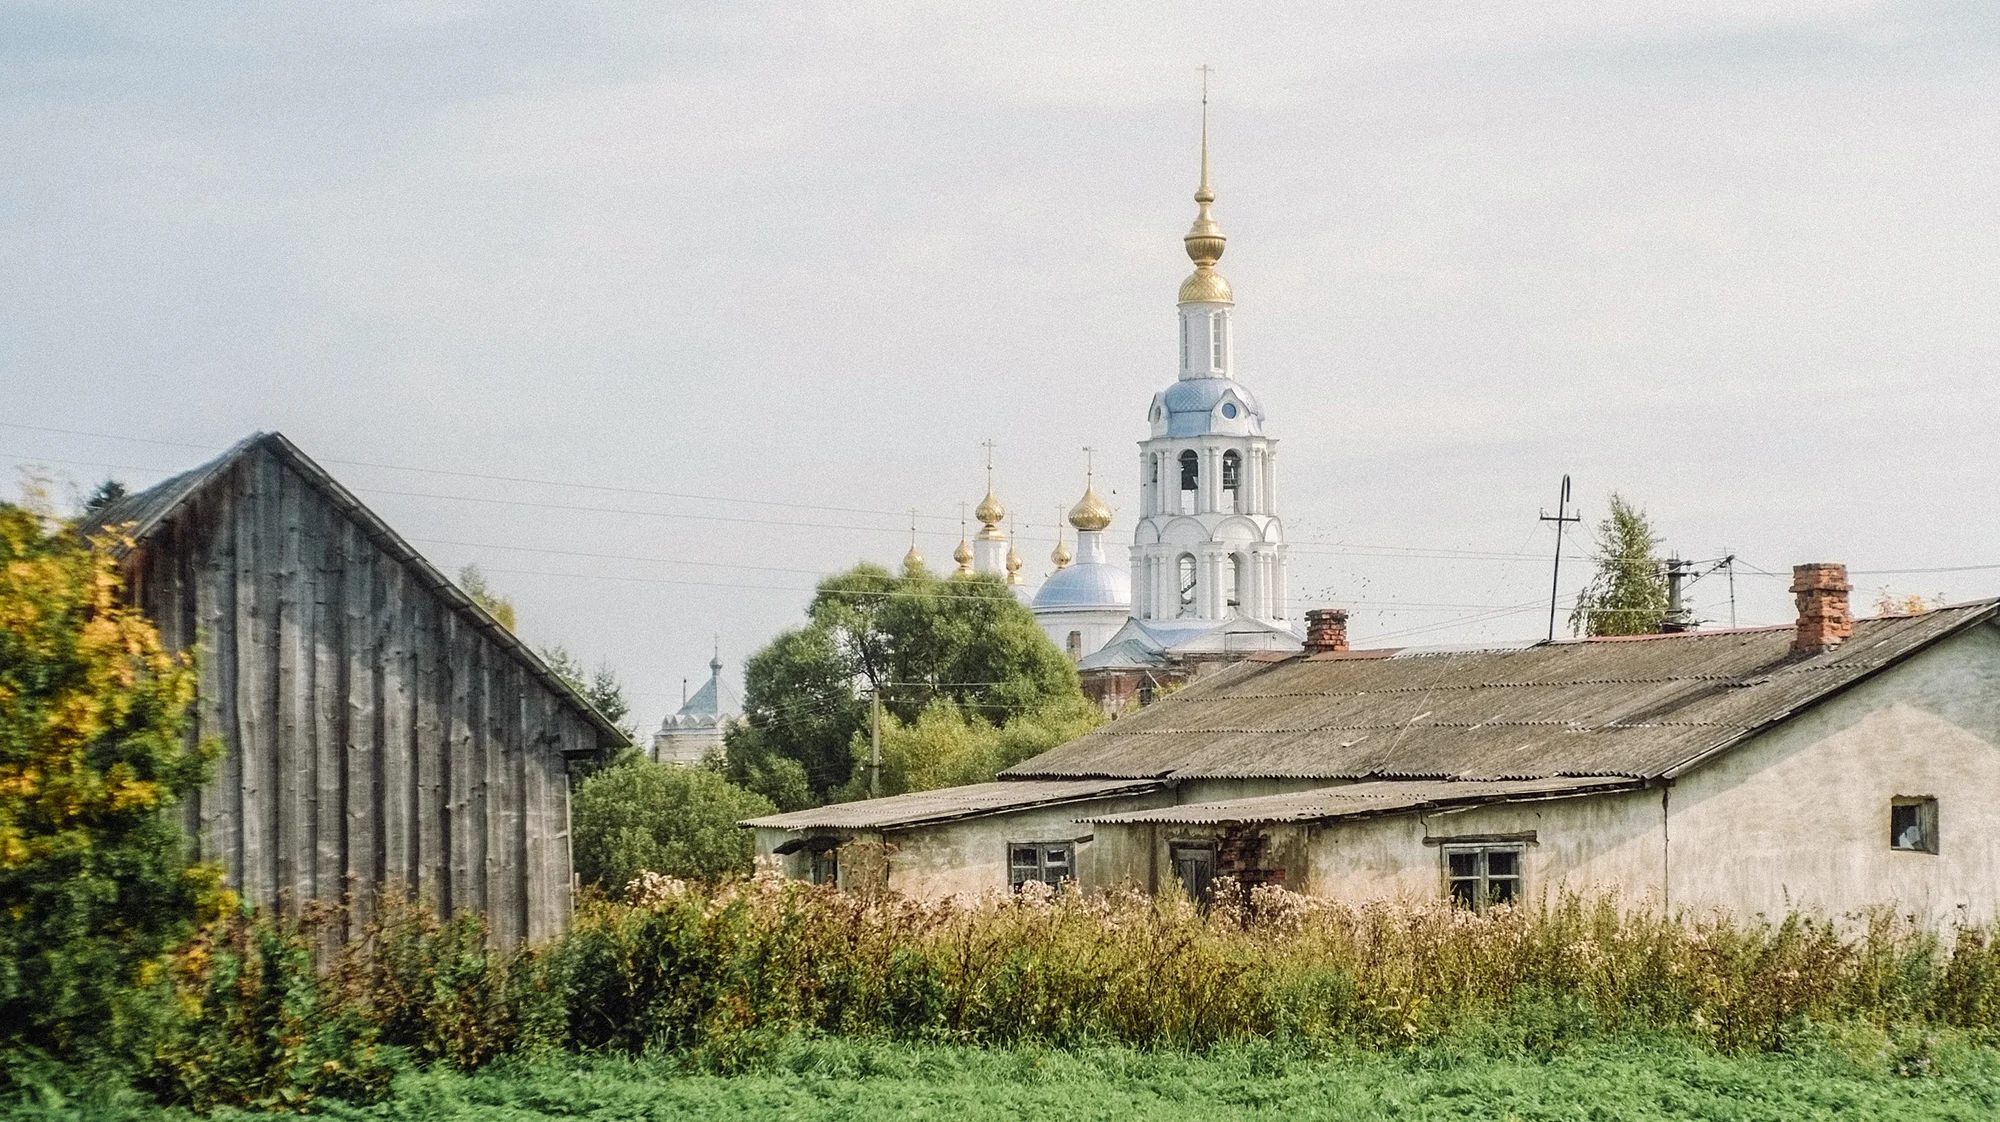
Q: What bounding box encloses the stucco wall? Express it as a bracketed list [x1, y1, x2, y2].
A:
[1665, 622, 2000, 925]
[752, 790, 1175, 900]
[1302, 787, 1666, 903]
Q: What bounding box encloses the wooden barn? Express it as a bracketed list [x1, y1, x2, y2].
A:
[84, 432, 627, 946]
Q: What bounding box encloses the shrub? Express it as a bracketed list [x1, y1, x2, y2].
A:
[333, 895, 566, 1070]
[0, 504, 224, 1071]
[147, 909, 391, 1111]
[571, 762, 776, 894]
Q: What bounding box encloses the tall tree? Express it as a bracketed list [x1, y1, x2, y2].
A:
[1569, 493, 1669, 637]
[457, 563, 516, 631]
[726, 564, 1080, 806]
[540, 645, 633, 737]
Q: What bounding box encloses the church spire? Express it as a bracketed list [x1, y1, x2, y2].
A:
[1179, 66, 1232, 306]
[952, 504, 975, 577]
[902, 508, 926, 575]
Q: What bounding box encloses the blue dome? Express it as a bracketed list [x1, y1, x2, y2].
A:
[1032, 561, 1131, 612]
[1154, 377, 1265, 437]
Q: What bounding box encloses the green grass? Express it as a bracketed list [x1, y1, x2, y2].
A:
[11, 1031, 2000, 1122]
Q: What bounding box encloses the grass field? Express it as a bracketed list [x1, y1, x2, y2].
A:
[10, 1031, 2000, 1122]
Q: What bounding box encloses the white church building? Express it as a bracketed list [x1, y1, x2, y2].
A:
[912, 104, 1301, 707]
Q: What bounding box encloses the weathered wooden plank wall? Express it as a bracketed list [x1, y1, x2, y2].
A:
[128, 443, 594, 947]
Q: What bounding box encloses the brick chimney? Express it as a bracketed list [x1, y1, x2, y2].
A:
[1790, 563, 1853, 654]
[1304, 608, 1350, 654]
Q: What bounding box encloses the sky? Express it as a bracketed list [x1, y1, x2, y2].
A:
[4, 1, 1998, 736]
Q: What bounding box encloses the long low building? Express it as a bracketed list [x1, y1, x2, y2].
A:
[747, 565, 2000, 925]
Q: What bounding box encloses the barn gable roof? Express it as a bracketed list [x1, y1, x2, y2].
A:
[81, 431, 631, 751]
[1006, 603, 2000, 784]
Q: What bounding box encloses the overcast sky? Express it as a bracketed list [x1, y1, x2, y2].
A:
[5, 2, 1997, 734]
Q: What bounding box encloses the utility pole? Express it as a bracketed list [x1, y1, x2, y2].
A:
[1539, 474, 1581, 642]
[869, 689, 882, 799]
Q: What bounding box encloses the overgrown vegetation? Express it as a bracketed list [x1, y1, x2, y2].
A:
[19, 877, 2000, 1116]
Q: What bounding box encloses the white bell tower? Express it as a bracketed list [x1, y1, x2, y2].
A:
[1129, 89, 1289, 626]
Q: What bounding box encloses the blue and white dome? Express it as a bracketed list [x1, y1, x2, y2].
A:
[1148, 376, 1265, 439]
[1032, 556, 1131, 612]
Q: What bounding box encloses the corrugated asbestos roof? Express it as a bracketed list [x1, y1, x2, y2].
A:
[1083, 776, 1638, 825]
[742, 778, 1164, 831]
[78, 432, 631, 750]
[1006, 604, 2000, 783]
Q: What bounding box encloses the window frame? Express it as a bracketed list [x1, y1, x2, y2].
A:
[1008, 841, 1078, 890]
[1176, 553, 1198, 617]
[1441, 844, 1525, 912]
[1209, 310, 1226, 371]
[1891, 796, 1939, 854]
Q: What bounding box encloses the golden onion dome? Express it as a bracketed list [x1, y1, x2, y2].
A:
[975, 488, 1005, 528]
[952, 536, 975, 576]
[1005, 545, 1024, 584]
[1068, 484, 1114, 532]
[1050, 537, 1074, 569]
[902, 543, 926, 574]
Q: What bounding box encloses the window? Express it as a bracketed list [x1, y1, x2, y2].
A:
[1221, 451, 1240, 511]
[810, 847, 839, 887]
[1171, 843, 1217, 906]
[1010, 842, 1076, 889]
[1177, 553, 1197, 617]
[1891, 797, 1939, 853]
[1221, 402, 1238, 419]
[1066, 630, 1083, 660]
[1210, 311, 1226, 370]
[1179, 449, 1200, 491]
[1444, 845, 1523, 911]
[1225, 553, 1244, 611]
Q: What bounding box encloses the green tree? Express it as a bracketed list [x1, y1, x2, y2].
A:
[726, 564, 1080, 805]
[540, 645, 633, 737]
[457, 563, 516, 631]
[1569, 493, 1669, 637]
[0, 502, 224, 1063]
[570, 762, 775, 895]
[834, 696, 1104, 801]
[82, 479, 128, 514]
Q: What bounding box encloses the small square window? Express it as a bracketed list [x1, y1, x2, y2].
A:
[1442, 845, 1525, 912]
[1891, 797, 1938, 854]
[1009, 842, 1076, 890]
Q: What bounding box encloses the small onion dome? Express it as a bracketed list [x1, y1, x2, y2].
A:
[1050, 536, 1073, 569]
[974, 489, 1006, 537]
[952, 536, 975, 576]
[1005, 544, 1024, 584]
[902, 543, 926, 574]
[1068, 485, 1113, 532]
